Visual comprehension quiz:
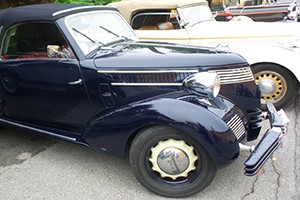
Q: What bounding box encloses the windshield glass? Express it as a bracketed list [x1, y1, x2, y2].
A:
[180, 5, 213, 25]
[64, 10, 137, 56]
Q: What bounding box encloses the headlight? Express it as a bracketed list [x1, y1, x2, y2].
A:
[183, 72, 220, 98]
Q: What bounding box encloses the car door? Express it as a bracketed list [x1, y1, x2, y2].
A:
[0, 22, 93, 133]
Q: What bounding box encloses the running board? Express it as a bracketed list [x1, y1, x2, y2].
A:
[0, 118, 77, 142]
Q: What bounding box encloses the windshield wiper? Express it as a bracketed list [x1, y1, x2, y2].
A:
[99, 25, 130, 46]
[99, 25, 120, 38]
[72, 28, 104, 46]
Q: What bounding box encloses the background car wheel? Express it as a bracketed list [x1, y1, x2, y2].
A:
[252, 64, 299, 110]
[129, 126, 217, 198]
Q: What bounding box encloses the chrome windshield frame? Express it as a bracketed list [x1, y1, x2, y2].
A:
[178, 4, 214, 26]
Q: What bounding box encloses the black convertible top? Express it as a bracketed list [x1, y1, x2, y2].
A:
[0, 3, 117, 29]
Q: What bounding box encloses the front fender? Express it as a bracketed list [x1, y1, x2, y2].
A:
[83, 97, 240, 166]
[236, 46, 300, 82]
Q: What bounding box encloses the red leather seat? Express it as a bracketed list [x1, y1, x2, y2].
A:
[17, 52, 49, 59]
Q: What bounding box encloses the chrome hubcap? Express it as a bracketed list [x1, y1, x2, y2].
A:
[149, 139, 198, 180]
[254, 70, 287, 104]
[258, 79, 276, 96]
[157, 147, 189, 175]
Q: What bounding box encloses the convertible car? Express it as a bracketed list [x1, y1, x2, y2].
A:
[0, 3, 286, 198]
[212, 0, 300, 22]
[110, 0, 300, 110]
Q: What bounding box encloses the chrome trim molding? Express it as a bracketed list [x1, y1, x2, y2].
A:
[52, 6, 105, 16]
[177, 95, 198, 101]
[98, 69, 199, 74]
[100, 67, 253, 86]
[0, 118, 77, 142]
[111, 83, 182, 86]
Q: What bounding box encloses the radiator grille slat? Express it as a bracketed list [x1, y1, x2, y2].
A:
[210, 67, 254, 85]
[226, 114, 246, 141]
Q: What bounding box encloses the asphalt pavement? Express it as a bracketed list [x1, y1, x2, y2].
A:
[0, 93, 299, 200]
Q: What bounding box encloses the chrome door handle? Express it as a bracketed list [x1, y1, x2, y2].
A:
[68, 78, 83, 85]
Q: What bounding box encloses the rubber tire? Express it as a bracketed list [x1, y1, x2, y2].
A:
[252, 64, 299, 110]
[129, 126, 217, 198]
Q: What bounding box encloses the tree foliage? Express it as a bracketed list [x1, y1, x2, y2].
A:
[0, 0, 53, 8]
[0, 0, 118, 9]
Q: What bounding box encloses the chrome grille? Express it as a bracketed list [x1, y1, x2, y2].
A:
[210, 67, 254, 85]
[226, 114, 246, 141]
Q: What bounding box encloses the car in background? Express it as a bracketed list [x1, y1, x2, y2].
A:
[0, 3, 286, 198]
[110, 0, 300, 110]
[212, 0, 299, 22]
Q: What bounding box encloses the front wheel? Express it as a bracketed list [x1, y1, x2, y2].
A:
[129, 126, 217, 198]
[252, 64, 299, 110]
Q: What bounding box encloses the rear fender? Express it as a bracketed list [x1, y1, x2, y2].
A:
[83, 98, 239, 166]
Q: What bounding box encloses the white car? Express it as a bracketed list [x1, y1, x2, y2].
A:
[110, 0, 300, 109]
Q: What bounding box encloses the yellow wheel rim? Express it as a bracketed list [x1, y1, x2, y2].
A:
[254, 70, 287, 104]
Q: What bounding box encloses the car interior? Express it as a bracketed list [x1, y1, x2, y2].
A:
[1, 22, 75, 60]
[131, 10, 181, 30]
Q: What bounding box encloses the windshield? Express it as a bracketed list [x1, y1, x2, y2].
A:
[64, 10, 137, 56]
[180, 5, 214, 25]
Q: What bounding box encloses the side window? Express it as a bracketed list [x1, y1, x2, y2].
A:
[131, 10, 181, 30]
[1, 22, 75, 60]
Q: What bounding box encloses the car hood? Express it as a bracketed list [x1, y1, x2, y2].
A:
[94, 42, 247, 69]
[188, 21, 300, 41]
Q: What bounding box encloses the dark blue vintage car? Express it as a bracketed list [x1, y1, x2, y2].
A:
[0, 4, 285, 198]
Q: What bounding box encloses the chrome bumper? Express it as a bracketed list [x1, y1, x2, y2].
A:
[242, 101, 287, 176]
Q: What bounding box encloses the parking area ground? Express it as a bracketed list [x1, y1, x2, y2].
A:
[0, 92, 299, 200]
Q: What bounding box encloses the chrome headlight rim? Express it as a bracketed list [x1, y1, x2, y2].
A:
[183, 71, 220, 98]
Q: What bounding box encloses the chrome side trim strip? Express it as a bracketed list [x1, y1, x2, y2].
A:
[100, 67, 253, 85]
[98, 70, 198, 74]
[0, 118, 77, 142]
[111, 83, 182, 86]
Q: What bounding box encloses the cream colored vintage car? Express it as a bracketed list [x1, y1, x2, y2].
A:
[110, 0, 300, 109]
